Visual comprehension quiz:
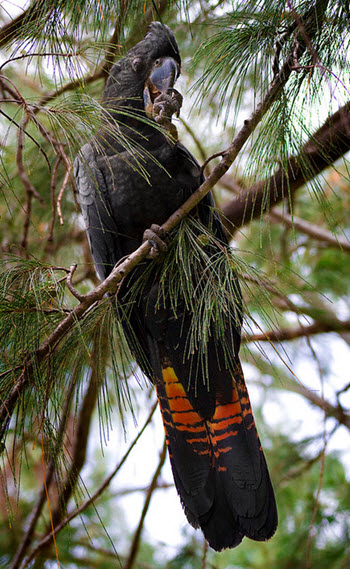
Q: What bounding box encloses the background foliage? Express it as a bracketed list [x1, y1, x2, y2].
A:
[0, 0, 350, 567]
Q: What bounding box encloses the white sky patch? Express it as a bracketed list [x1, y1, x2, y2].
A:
[1, 0, 28, 19]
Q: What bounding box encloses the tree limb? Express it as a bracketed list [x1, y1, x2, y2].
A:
[279, 379, 350, 431]
[49, 360, 100, 528]
[243, 318, 350, 343]
[247, 353, 350, 431]
[269, 207, 350, 252]
[221, 101, 350, 233]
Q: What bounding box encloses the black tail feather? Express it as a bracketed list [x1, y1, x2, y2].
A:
[155, 364, 277, 551]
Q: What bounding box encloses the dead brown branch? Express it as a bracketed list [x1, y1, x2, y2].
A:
[15, 115, 44, 203]
[65, 263, 86, 301]
[279, 380, 350, 431]
[49, 350, 101, 530]
[57, 167, 72, 225]
[270, 207, 350, 252]
[47, 156, 62, 245]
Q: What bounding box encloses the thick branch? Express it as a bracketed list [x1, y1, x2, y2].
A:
[222, 101, 350, 232]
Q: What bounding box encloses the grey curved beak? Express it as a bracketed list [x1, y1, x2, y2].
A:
[149, 57, 178, 93]
[143, 57, 179, 117]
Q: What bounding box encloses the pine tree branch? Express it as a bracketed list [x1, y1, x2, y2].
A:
[74, 540, 156, 568]
[280, 446, 328, 485]
[0, 2, 51, 48]
[19, 402, 157, 569]
[248, 354, 350, 432]
[47, 156, 62, 245]
[221, 101, 350, 233]
[271, 294, 350, 349]
[25, 350, 101, 565]
[9, 369, 78, 569]
[36, 0, 168, 109]
[65, 263, 86, 300]
[49, 356, 100, 528]
[180, 117, 207, 163]
[243, 318, 350, 343]
[111, 482, 173, 496]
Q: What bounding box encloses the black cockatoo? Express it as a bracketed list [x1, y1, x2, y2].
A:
[74, 22, 277, 551]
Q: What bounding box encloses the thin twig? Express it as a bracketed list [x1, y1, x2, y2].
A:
[272, 377, 350, 431]
[47, 156, 62, 245]
[305, 336, 327, 569]
[9, 370, 78, 569]
[270, 207, 350, 252]
[16, 117, 36, 254]
[56, 167, 71, 225]
[47, 346, 101, 531]
[0, 108, 50, 166]
[20, 187, 32, 254]
[124, 438, 167, 569]
[19, 402, 157, 569]
[0, 74, 51, 171]
[0, 51, 78, 72]
[16, 115, 44, 202]
[242, 318, 350, 343]
[28, 110, 72, 177]
[40, 436, 60, 569]
[199, 151, 225, 177]
[201, 538, 208, 569]
[65, 263, 85, 301]
[180, 117, 207, 163]
[110, 482, 173, 497]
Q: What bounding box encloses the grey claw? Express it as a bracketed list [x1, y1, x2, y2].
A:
[143, 225, 168, 259]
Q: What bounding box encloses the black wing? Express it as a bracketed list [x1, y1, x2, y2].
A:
[74, 143, 123, 281]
